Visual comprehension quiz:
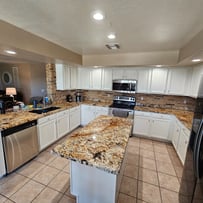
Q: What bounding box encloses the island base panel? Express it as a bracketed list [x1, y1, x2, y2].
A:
[70, 161, 117, 203]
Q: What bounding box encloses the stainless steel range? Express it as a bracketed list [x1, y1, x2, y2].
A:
[109, 95, 136, 119]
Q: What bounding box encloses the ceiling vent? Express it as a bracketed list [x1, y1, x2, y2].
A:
[105, 43, 120, 50]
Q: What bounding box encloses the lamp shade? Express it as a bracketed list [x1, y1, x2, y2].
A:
[6, 87, 17, 96]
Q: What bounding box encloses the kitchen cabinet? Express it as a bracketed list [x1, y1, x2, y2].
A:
[177, 127, 190, 164]
[150, 68, 168, 94]
[172, 119, 181, 150]
[69, 106, 81, 131]
[172, 118, 190, 164]
[56, 64, 78, 90]
[133, 111, 172, 141]
[137, 68, 151, 93]
[0, 134, 6, 177]
[81, 105, 108, 126]
[189, 65, 203, 97]
[78, 68, 91, 89]
[37, 114, 57, 151]
[166, 67, 189, 95]
[102, 68, 112, 90]
[90, 68, 102, 90]
[112, 68, 138, 80]
[56, 109, 70, 139]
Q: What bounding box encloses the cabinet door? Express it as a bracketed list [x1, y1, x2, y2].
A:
[133, 116, 150, 136]
[112, 69, 124, 79]
[94, 107, 108, 118]
[70, 67, 78, 89]
[0, 136, 6, 176]
[90, 68, 102, 90]
[177, 128, 189, 164]
[78, 68, 91, 89]
[57, 112, 70, 138]
[81, 105, 95, 126]
[102, 68, 112, 90]
[123, 69, 138, 79]
[70, 106, 81, 131]
[167, 68, 188, 95]
[150, 118, 170, 140]
[137, 68, 151, 93]
[150, 68, 168, 94]
[55, 64, 70, 90]
[38, 119, 57, 151]
[172, 120, 181, 150]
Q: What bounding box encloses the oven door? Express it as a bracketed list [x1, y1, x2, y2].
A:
[109, 108, 134, 119]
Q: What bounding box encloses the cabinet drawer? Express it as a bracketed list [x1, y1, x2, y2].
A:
[38, 114, 57, 124]
[57, 109, 69, 117]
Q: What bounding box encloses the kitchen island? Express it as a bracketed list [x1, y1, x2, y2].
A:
[53, 115, 133, 203]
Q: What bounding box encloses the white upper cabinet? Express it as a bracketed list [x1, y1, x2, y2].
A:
[189, 65, 203, 97]
[112, 68, 138, 80]
[102, 68, 112, 90]
[90, 68, 102, 90]
[56, 64, 70, 90]
[150, 68, 168, 94]
[78, 67, 91, 89]
[166, 67, 189, 95]
[70, 67, 78, 89]
[137, 68, 151, 93]
[56, 64, 78, 90]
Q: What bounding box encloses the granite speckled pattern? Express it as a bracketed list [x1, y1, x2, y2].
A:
[53, 115, 133, 174]
[135, 106, 194, 130]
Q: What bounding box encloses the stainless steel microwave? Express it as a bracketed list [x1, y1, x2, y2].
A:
[112, 79, 137, 93]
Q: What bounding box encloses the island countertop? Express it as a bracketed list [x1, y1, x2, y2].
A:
[53, 115, 133, 174]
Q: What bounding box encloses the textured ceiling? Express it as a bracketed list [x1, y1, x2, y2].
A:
[0, 0, 203, 55]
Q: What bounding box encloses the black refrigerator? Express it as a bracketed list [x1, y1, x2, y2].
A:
[179, 76, 203, 203]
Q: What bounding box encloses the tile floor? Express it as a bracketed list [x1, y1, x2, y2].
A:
[0, 131, 183, 203]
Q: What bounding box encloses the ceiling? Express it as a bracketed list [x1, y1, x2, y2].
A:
[0, 0, 203, 65]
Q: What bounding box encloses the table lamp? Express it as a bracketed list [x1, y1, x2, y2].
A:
[6, 87, 17, 102]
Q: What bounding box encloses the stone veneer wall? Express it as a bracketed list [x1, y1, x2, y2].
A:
[46, 64, 196, 111]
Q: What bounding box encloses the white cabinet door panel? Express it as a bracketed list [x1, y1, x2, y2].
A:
[102, 68, 112, 90]
[150, 68, 168, 94]
[150, 119, 170, 140]
[133, 116, 150, 136]
[137, 68, 151, 93]
[90, 68, 102, 90]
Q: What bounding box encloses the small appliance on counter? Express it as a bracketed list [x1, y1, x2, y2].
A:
[66, 95, 73, 102]
[75, 91, 83, 102]
[0, 100, 6, 114]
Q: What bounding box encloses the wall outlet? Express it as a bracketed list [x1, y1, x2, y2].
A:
[141, 97, 144, 101]
[184, 99, 187, 104]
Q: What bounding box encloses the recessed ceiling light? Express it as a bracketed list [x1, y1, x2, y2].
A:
[5, 50, 16, 55]
[108, 34, 116, 39]
[92, 11, 104, 21]
[192, 59, 201, 62]
[156, 65, 162, 67]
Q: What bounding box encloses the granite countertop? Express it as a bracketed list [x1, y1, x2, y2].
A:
[135, 106, 194, 130]
[0, 100, 193, 131]
[53, 115, 133, 174]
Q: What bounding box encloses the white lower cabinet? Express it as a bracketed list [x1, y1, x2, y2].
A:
[37, 114, 57, 151]
[172, 118, 190, 164]
[81, 105, 108, 126]
[57, 109, 70, 139]
[133, 111, 172, 141]
[0, 134, 6, 177]
[69, 106, 81, 131]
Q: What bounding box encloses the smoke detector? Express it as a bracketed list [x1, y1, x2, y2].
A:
[105, 43, 120, 50]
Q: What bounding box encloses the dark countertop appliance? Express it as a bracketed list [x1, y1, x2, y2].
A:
[75, 92, 83, 102]
[179, 76, 203, 202]
[66, 95, 73, 102]
[112, 79, 137, 93]
[109, 95, 136, 119]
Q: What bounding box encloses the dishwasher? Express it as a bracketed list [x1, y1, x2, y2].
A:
[1, 120, 39, 174]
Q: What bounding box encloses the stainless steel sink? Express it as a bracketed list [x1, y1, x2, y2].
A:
[29, 106, 60, 114]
